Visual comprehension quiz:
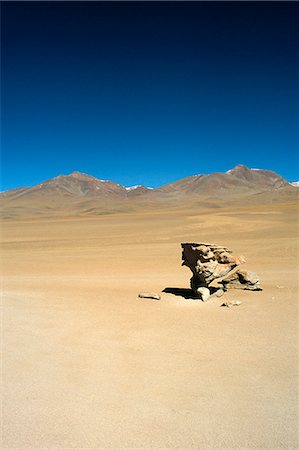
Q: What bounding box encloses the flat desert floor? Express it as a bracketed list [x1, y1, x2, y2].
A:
[1, 202, 298, 449]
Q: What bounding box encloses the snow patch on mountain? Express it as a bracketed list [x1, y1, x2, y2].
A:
[126, 185, 153, 191]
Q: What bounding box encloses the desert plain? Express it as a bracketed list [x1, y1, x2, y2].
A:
[1, 199, 298, 448]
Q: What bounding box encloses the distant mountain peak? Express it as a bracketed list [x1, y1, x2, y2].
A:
[69, 171, 88, 178]
[68, 171, 105, 181]
[226, 164, 250, 174]
[60, 171, 119, 184]
[125, 185, 153, 196]
[233, 164, 249, 169]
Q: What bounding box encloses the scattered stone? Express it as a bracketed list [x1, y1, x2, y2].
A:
[197, 287, 210, 302]
[215, 288, 224, 298]
[181, 242, 262, 301]
[221, 300, 242, 308]
[138, 292, 161, 300]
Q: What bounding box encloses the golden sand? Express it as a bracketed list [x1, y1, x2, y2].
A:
[1, 201, 298, 448]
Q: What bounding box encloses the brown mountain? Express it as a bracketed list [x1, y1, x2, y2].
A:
[0, 172, 132, 218]
[154, 164, 289, 196]
[1, 171, 127, 200]
[0, 165, 296, 218]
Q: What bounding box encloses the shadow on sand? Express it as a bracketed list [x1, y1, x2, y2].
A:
[162, 287, 200, 299]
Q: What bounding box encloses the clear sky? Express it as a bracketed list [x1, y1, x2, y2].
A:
[1, 1, 299, 190]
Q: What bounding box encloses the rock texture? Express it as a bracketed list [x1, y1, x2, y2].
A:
[181, 242, 262, 301]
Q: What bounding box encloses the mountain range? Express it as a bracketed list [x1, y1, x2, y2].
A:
[1, 165, 298, 218]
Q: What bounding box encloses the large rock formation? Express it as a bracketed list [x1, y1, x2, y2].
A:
[181, 243, 262, 301]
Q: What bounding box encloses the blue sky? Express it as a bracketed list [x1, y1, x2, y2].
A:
[1, 1, 298, 190]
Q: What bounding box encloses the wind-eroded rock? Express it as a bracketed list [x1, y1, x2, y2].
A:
[181, 242, 262, 301]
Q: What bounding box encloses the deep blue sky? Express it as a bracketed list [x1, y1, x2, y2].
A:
[1, 1, 299, 190]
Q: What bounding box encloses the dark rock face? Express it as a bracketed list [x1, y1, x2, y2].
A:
[181, 243, 262, 301]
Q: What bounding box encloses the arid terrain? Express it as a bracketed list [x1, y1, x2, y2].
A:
[1, 188, 298, 448]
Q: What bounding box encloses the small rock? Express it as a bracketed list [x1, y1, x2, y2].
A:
[239, 270, 259, 285]
[215, 288, 224, 298]
[138, 292, 161, 300]
[210, 288, 224, 298]
[221, 300, 242, 308]
[197, 287, 210, 302]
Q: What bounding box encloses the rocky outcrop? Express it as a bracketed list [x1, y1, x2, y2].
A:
[181, 243, 262, 301]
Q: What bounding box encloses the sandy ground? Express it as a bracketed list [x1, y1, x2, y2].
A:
[1, 202, 298, 449]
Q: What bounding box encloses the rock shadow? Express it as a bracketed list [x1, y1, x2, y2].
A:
[162, 287, 200, 299]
